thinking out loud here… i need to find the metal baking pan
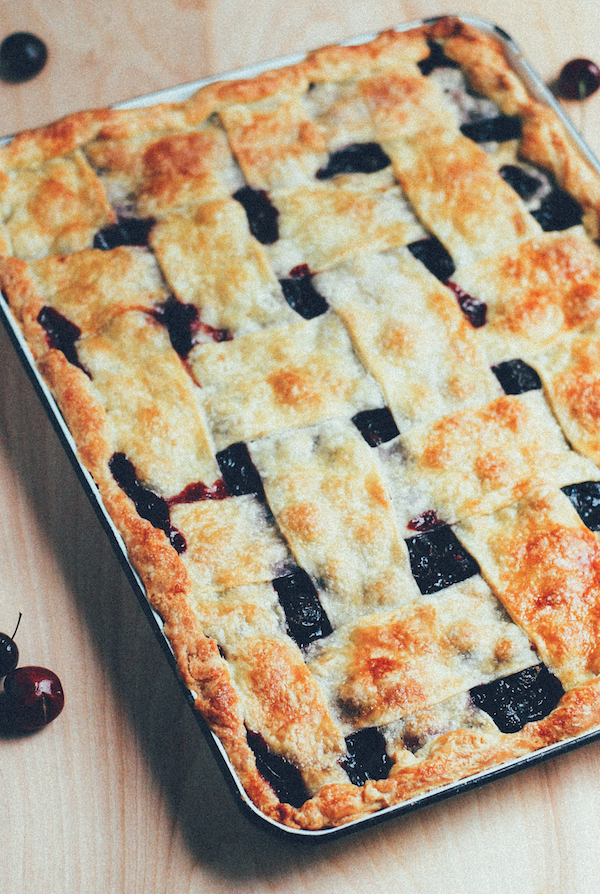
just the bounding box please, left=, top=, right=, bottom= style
left=3, top=13, right=600, bottom=840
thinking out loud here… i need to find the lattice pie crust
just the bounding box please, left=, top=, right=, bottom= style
left=3, top=18, right=600, bottom=830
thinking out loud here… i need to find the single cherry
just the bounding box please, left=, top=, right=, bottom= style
left=3, top=666, right=64, bottom=730
left=0, top=613, right=21, bottom=677
left=557, top=58, right=600, bottom=100
left=0, top=32, right=48, bottom=83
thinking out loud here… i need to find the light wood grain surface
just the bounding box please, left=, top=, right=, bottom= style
left=3, top=2, right=600, bottom=892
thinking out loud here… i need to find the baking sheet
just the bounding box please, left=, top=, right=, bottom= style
left=2, top=13, right=600, bottom=840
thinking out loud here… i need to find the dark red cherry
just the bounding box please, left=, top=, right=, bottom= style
left=4, top=666, right=64, bottom=730
left=557, top=58, right=600, bottom=99
left=0, top=32, right=48, bottom=83
left=0, top=634, right=19, bottom=676
left=0, top=613, right=21, bottom=677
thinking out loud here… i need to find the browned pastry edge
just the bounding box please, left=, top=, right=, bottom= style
left=0, top=257, right=55, bottom=359
left=3, top=16, right=599, bottom=238
left=0, top=252, right=286, bottom=820
left=0, top=28, right=429, bottom=170
left=4, top=18, right=600, bottom=832
left=276, top=678, right=600, bottom=829
left=3, top=17, right=599, bottom=241
left=430, top=17, right=600, bottom=239
left=32, top=343, right=283, bottom=820
left=2, top=263, right=600, bottom=830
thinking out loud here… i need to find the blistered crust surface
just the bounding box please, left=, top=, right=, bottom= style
left=535, top=321, right=600, bottom=466
left=84, top=123, right=242, bottom=216
left=268, top=181, right=424, bottom=275
left=315, top=249, right=502, bottom=428
left=0, top=152, right=116, bottom=260
left=307, top=576, right=537, bottom=731
left=189, top=313, right=383, bottom=449
left=249, top=419, right=420, bottom=626
left=171, top=496, right=291, bottom=592
left=452, top=228, right=600, bottom=363
left=150, top=199, right=296, bottom=334
left=28, top=247, right=168, bottom=335
left=3, top=17, right=600, bottom=833
left=77, top=311, right=220, bottom=497
left=456, top=489, right=600, bottom=690
left=380, top=391, right=600, bottom=529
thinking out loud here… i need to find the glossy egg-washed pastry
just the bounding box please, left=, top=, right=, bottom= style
left=3, top=17, right=600, bottom=831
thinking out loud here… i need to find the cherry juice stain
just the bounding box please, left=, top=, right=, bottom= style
left=154, top=296, right=231, bottom=357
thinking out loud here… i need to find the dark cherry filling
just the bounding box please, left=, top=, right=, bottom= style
left=37, top=306, right=89, bottom=374
left=279, top=272, right=329, bottom=319
left=216, top=442, right=265, bottom=500
left=407, top=236, right=455, bottom=282
left=232, top=186, right=279, bottom=244
left=341, top=728, right=393, bottom=786
left=109, top=453, right=186, bottom=552
left=155, top=296, right=197, bottom=357
left=460, top=115, right=522, bottom=144
left=446, top=282, right=487, bottom=328
left=351, top=407, right=400, bottom=446
left=407, top=509, right=446, bottom=533
left=109, top=455, right=227, bottom=551
left=272, top=568, right=333, bottom=650
left=531, top=188, right=583, bottom=231
left=418, top=40, right=461, bottom=76
left=499, top=164, right=545, bottom=201
left=246, top=730, right=309, bottom=807
left=406, top=526, right=480, bottom=595
left=315, top=142, right=391, bottom=179
left=154, top=296, right=231, bottom=358
left=562, top=481, right=600, bottom=530
left=492, top=359, right=542, bottom=395
left=470, top=664, right=564, bottom=733
left=93, top=217, right=155, bottom=250
left=400, top=731, right=424, bottom=754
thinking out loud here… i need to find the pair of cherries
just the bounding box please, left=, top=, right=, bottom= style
left=0, top=615, right=64, bottom=731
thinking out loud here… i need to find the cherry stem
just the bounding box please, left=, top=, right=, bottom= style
left=11, top=612, right=22, bottom=640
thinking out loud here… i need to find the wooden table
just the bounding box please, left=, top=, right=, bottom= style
left=3, top=2, right=600, bottom=891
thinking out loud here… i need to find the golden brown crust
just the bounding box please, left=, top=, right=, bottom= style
left=307, top=576, right=536, bottom=730
left=34, top=343, right=280, bottom=816
left=519, top=106, right=600, bottom=239
left=0, top=109, right=117, bottom=171
left=300, top=28, right=431, bottom=84
left=315, top=250, right=502, bottom=428
left=534, top=322, right=600, bottom=466
left=189, top=314, right=383, bottom=450
left=0, top=152, right=116, bottom=260
left=277, top=676, right=600, bottom=829
left=382, top=391, right=600, bottom=530
left=385, top=134, right=541, bottom=268
left=4, top=16, right=600, bottom=833
left=452, top=228, right=600, bottom=362
left=430, top=17, right=600, bottom=240
left=150, top=200, right=296, bottom=333
left=429, top=17, right=533, bottom=115
left=456, top=490, right=600, bottom=688
left=249, top=419, right=420, bottom=627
